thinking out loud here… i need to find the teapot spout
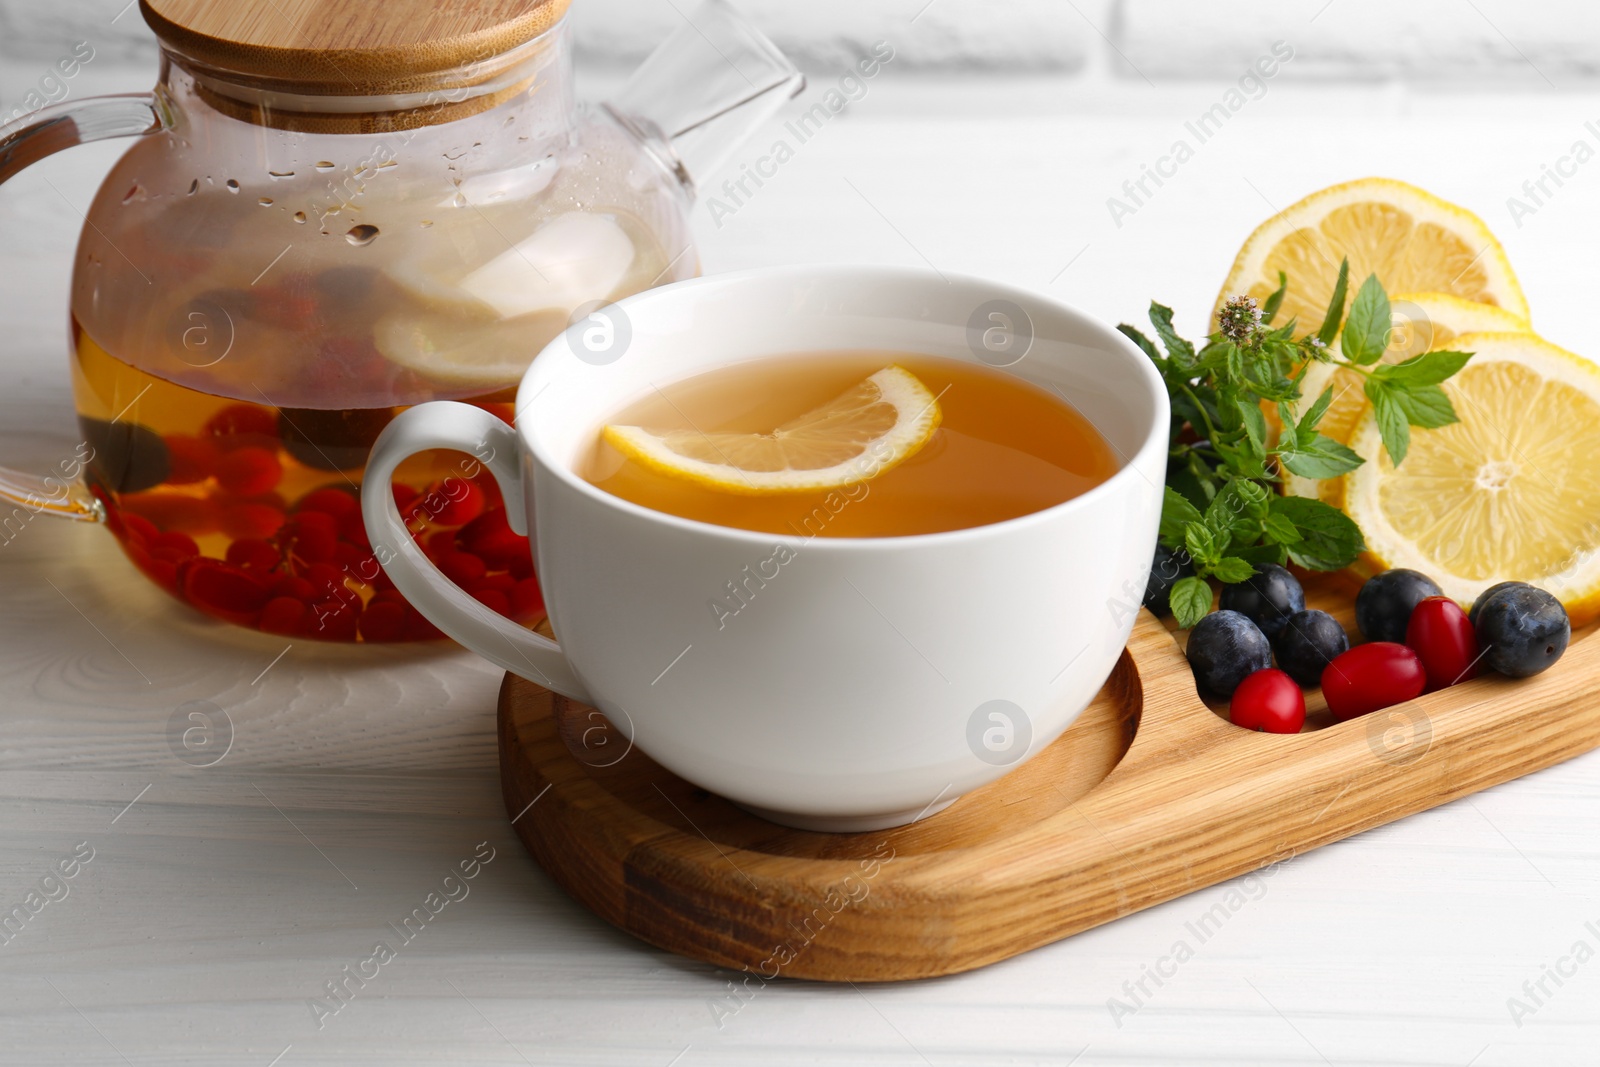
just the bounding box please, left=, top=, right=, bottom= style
left=604, top=0, right=803, bottom=198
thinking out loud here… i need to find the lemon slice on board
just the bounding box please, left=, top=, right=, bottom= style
left=603, top=366, right=943, bottom=494
left=1216, top=178, right=1530, bottom=333
left=1282, top=292, right=1533, bottom=503
left=1341, top=332, right=1600, bottom=625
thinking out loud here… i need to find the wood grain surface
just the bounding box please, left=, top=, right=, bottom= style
left=498, top=577, right=1600, bottom=981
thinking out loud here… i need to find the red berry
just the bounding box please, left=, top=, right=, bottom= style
left=307, top=598, right=360, bottom=641
left=339, top=512, right=371, bottom=550
left=510, top=576, right=544, bottom=620
left=470, top=573, right=515, bottom=594
left=1321, top=642, right=1427, bottom=722
left=179, top=558, right=273, bottom=621
left=220, top=501, right=286, bottom=541
left=507, top=550, right=534, bottom=580
left=426, top=530, right=458, bottom=557
left=458, top=508, right=527, bottom=570
left=401, top=606, right=445, bottom=641
left=204, top=404, right=278, bottom=448
left=149, top=530, right=200, bottom=561
left=215, top=447, right=282, bottom=496
left=438, top=549, right=487, bottom=586
left=358, top=601, right=407, bottom=642
left=279, top=517, right=337, bottom=564
left=259, top=596, right=307, bottom=635
left=471, top=588, right=510, bottom=616
left=164, top=435, right=217, bottom=484
left=118, top=511, right=160, bottom=546
left=297, top=487, right=361, bottom=521
left=122, top=492, right=219, bottom=535
left=1229, top=669, right=1305, bottom=733
left=302, top=562, right=350, bottom=598
left=227, top=538, right=281, bottom=571
left=272, top=575, right=317, bottom=601
left=431, top=480, right=485, bottom=526
left=1405, top=596, right=1480, bottom=692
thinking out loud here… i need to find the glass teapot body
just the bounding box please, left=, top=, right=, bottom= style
left=0, top=0, right=801, bottom=641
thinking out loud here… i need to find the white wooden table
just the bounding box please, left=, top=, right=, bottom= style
left=3, top=60, right=1600, bottom=1066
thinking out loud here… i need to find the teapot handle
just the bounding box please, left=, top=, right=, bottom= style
left=0, top=93, right=167, bottom=522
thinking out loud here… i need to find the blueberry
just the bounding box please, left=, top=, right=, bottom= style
left=1217, top=563, right=1305, bottom=641
left=1142, top=544, right=1195, bottom=618
left=1472, top=583, right=1570, bottom=678
left=1469, top=581, right=1524, bottom=624
left=1355, top=568, right=1443, bottom=644
left=1271, top=609, right=1350, bottom=688
left=1187, top=610, right=1273, bottom=699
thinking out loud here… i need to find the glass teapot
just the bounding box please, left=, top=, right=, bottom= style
left=0, top=0, right=801, bottom=641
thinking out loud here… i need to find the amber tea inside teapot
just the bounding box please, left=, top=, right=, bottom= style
left=0, top=0, right=800, bottom=640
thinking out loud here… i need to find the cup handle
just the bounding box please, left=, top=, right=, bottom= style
left=360, top=402, right=593, bottom=703
left=0, top=94, right=167, bottom=523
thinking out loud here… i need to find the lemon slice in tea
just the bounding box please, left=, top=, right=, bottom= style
left=603, top=366, right=943, bottom=494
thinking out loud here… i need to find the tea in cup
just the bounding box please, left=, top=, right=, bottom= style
left=361, top=266, right=1168, bottom=831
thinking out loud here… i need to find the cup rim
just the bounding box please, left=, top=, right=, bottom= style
left=516, top=264, right=1169, bottom=550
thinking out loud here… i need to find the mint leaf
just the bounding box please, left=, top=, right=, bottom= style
left=1373, top=349, right=1472, bottom=387
left=1296, top=385, right=1336, bottom=441
left=1185, top=521, right=1226, bottom=566
left=1159, top=486, right=1205, bottom=545
left=1233, top=541, right=1290, bottom=566
left=1211, top=556, right=1256, bottom=583
left=1270, top=495, right=1364, bottom=570
left=1316, top=258, right=1351, bottom=346
left=1262, top=271, right=1288, bottom=325
left=1394, top=383, right=1459, bottom=429
left=1366, top=380, right=1411, bottom=466
left=1236, top=396, right=1267, bottom=454
left=1279, top=434, right=1364, bottom=479
left=1118, top=324, right=1162, bottom=363
left=1205, top=479, right=1270, bottom=543
left=1169, top=576, right=1214, bottom=630
left=1262, top=512, right=1303, bottom=545
left=1340, top=273, right=1392, bottom=365
left=1224, top=341, right=1245, bottom=383
left=1149, top=303, right=1194, bottom=364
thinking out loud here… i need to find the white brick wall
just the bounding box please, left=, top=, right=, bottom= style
left=1114, top=0, right=1600, bottom=83
left=0, top=0, right=1096, bottom=71
left=0, top=0, right=1595, bottom=79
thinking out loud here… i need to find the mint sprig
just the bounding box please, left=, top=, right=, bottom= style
left=1121, top=259, right=1474, bottom=629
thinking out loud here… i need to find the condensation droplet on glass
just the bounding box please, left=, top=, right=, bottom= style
left=419, top=219, right=433, bottom=228
left=293, top=211, right=307, bottom=224
left=258, top=197, right=274, bottom=206
left=186, top=179, right=198, bottom=196
left=226, top=179, right=240, bottom=193
left=315, top=161, right=335, bottom=170
left=378, top=159, right=398, bottom=169
left=345, top=224, right=380, bottom=246
left=268, top=170, right=295, bottom=179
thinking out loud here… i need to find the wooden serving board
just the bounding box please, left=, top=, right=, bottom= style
left=497, top=578, right=1600, bottom=982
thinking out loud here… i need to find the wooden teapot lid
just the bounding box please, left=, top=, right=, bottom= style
left=140, top=0, right=572, bottom=96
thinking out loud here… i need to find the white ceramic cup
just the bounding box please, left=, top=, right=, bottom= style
left=361, top=265, right=1168, bottom=832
